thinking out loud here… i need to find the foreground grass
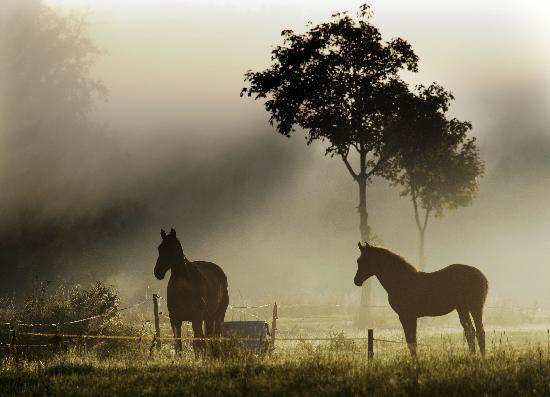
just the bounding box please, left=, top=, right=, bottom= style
left=2, top=333, right=550, bottom=397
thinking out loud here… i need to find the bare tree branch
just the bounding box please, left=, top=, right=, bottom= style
left=365, top=153, right=389, bottom=178
left=422, top=206, right=431, bottom=231
left=341, top=152, right=358, bottom=181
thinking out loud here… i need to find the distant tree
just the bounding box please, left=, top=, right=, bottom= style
left=0, top=0, right=108, bottom=292
left=241, top=4, right=418, bottom=327
left=0, top=0, right=106, bottom=140
left=389, top=84, right=484, bottom=270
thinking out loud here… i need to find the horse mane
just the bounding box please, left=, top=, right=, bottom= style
left=375, top=246, right=418, bottom=273
left=172, top=237, right=190, bottom=263
left=171, top=237, right=193, bottom=277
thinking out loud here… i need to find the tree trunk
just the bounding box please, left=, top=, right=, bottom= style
left=356, top=174, right=373, bottom=329
left=357, top=177, right=371, bottom=242
left=418, top=228, right=425, bottom=271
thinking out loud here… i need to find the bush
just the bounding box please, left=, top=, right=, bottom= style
left=0, top=281, right=141, bottom=356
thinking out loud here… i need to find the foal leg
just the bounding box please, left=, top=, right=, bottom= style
left=470, top=307, right=486, bottom=356
left=457, top=309, right=476, bottom=353
left=399, top=315, right=417, bottom=357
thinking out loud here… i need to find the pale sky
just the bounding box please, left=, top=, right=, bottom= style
left=45, top=0, right=550, bottom=134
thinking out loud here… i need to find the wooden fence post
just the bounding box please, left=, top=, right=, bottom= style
left=153, top=294, right=161, bottom=351
left=368, top=329, right=374, bottom=361
left=53, top=326, right=63, bottom=352
left=271, top=302, right=278, bottom=349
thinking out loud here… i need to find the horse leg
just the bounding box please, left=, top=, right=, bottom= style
left=204, top=320, right=214, bottom=337
left=213, top=292, right=229, bottom=336
left=171, top=318, right=183, bottom=355
left=470, top=307, right=486, bottom=356
left=220, top=288, right=229, bottom=332
left=399, top=315, right=417, bottom=357
left=458, top=309, right=476, bottom=353
left=191, top=319, right=205, bottom=358
left=214, top=311, right=225, bottom=336
left=204, top=319, right=215, bottom=356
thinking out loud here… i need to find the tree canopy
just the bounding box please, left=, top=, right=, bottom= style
left=391, top=84, right=483, bottom=218
left=241, top=5, right=418, bottom=181
left=389, top=84, right=484, bottom=267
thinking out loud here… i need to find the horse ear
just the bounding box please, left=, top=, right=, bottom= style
left=161, top=229, right=167, bottom=239
left=358, top=241, right=370, bottom=252
left=170, top=228, right=176, bottom=237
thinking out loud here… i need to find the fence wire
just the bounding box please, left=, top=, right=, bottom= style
left=0, top=297, right=491, bottom=350
left=0, top=299, right=148, bottom=329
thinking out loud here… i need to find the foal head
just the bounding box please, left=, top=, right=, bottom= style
left=354, top=242, right=417, bottom=286
left=354, top=242, right=377, bottom=286
left=154, top=228, right=184, bottom=280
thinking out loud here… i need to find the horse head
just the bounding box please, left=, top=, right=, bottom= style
left=354, top=241, right=376, bottom=286
left=154, top=228, right=184, bottom=280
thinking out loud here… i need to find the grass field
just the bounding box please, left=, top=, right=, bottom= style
left=2, top=287, right=550, bottom=396
left=2, top=322, right=550, bottom=396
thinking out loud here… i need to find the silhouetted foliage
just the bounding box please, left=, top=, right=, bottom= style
left=0, top=281, right=120, bottom=332
left=241, top=4, right=418, bottom=242
left=389, top=84, right=484, bottom=269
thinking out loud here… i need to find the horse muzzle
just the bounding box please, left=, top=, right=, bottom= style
left=354, top=273, right=371, bottom=286
left=154, top=267, right=165, bottom=280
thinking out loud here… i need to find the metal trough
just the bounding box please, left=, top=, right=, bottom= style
left=221, top=320, right=272, bottom=352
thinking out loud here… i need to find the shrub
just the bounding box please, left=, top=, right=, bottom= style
left=0, top=281, right=141, bottom=356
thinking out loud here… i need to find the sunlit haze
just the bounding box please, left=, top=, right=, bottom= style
left=3, top=0, right=550, bottom=308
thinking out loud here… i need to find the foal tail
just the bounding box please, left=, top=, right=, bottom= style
left=470, top=267, right=489, bottom=311
left=478, top=269, right=489, bottom=307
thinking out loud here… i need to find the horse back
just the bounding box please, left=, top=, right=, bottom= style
left=425, top=264, right=487, bottom=288
left=191, top=260, right=228, bottom=289
left=403, top=264, right=488, bottom=317
left=191, top=260, right=228, bottom=312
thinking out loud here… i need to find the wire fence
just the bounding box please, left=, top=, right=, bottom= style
left=0, top=299, right=148, bottom=328
left=0, top=296, right=537, bottom=359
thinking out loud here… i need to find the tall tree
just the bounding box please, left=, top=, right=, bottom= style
left=241, top=4, right=418, bottom=327
left=241, top=5, right=417, bottom=243
left=390, top=84, right=484, bottom=270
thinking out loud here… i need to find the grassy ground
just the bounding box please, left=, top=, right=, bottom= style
left=2, top=329, right=550, bottom=396
left=4, top=284, right=549, bottom=395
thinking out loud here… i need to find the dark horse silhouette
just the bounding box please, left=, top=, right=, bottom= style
left=354, top=242, right=488, bottom=357
left=154, top=228, right=229, bottom=354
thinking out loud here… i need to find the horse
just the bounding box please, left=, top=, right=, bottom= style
left=153, top=228, right=229, bottom=355
left=354, top=242, right=488, bottom=357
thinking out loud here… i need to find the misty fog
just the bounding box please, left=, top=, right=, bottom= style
left=1, top=0, right=549, bottom=311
